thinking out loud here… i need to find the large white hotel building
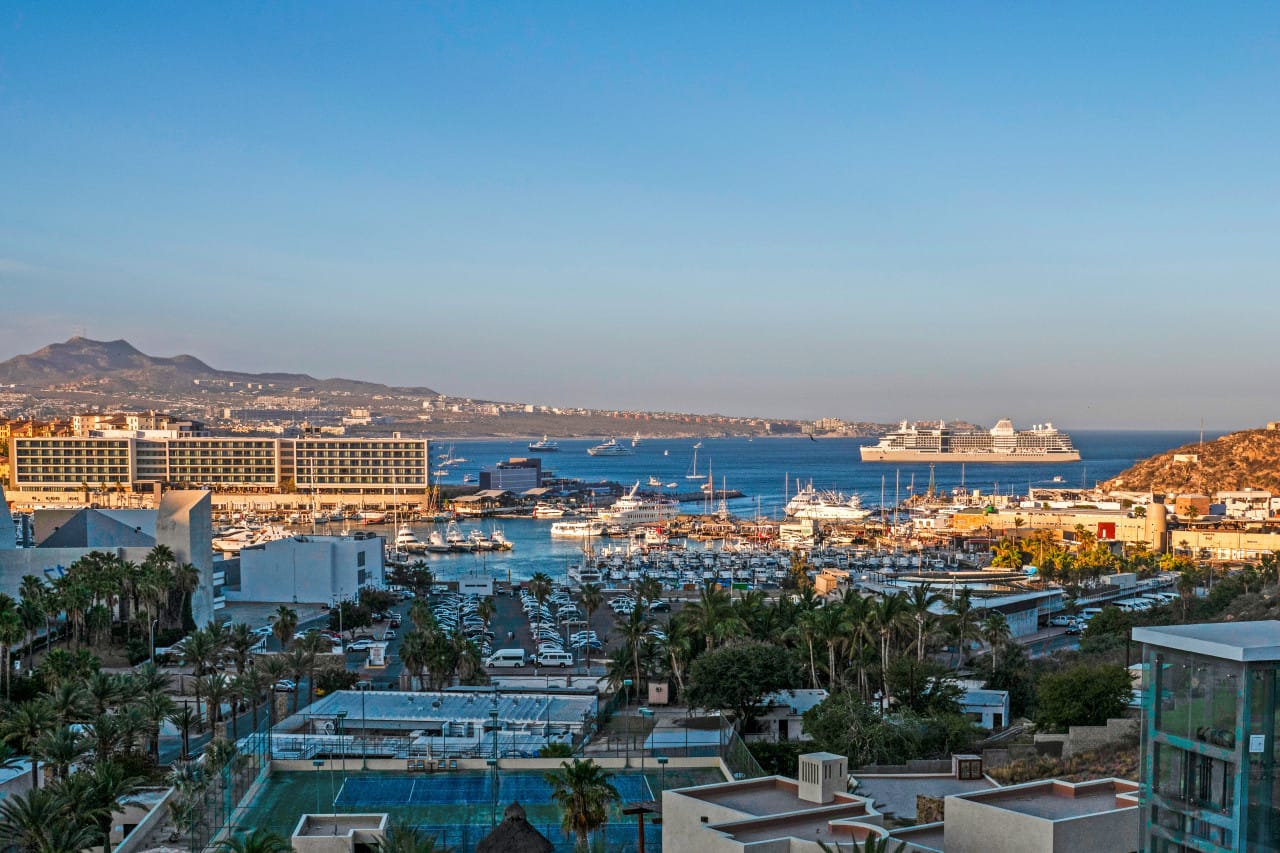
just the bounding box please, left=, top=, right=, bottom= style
left=9, top=434, right=431, bottom=494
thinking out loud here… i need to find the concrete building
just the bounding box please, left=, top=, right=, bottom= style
left=0, top=486, right=216, bottom=622
left=889, top=778, right=1140, bottom=853
left=479, top=457, right=542, bottom=492
left=749, top=689, right=829, bottom=743
left=959, top=686, right=1011, bottom=731
left=1132, top=621, right=1280, bottom=852
left=230, top=533, right=384, bottom=604
left=8, top=435, right=430, bottom=496
left=662, top=753, right=893, bottom=853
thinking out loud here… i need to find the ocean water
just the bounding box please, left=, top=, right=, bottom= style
left=402, top=431, right=1206, bottom=583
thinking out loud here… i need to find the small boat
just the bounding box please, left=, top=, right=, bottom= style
left=665, top=482, right=678, bottom=489
left=425, top=530, right=451, bottom=553
left=528, top=435, right=560, bottom=452
left=358, top=511, right=388, bottom=525
left=462, top=473, right=477, bottom=485
left=213, top=525, right=291, bottom=553
left=685, top=446, right=704, bottom=479
left=587, top=438, right=633, bottom=457
left=533, top=504, right=566, bottom=518
left=489, top=529, right=514, bottom=551
left=648, top=476, right=663, bottom=487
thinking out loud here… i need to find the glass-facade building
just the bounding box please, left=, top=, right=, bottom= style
left=1135, top=622, right=1280, bottom=852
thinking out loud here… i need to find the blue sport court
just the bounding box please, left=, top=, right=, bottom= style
left=335, top=772, right=654, bottom=807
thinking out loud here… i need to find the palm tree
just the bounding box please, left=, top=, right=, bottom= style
left=946, top=588, right=977, bottom=670
left=301, top=632, right=330, bottom=706
left=869, top=593, right=908, bottom=710
left=182, top=628, right=222, bottom=729
left=0, top=595, right=24, bottom=699
left=904, top=584, right=942, bottom=663
left=979, top=612, right=1011, bottom=681
left=528, top=572, right=553, bottom=617
left=168, top=705, right=200, bottom=759
left=618, top=606, right=653, bottom=696
left=784, top=611, right=821, bottom=690
left=46, top=681, right=91, bottom=726
left=217, top=829, right=293, bottom=853
left=544, top=758, right=620, bottom=851
left=33, top=726, right=88, bottom=782
left=0, top=787, right=98, bottom=853
left=18, top=575, right=51, bottom=660
left=227, top=623, right=258, bottom=673
left=273, top=606, right=298, bottom=651
left=683, top=584, right=744, bottom=650
left=374, top=820, right=453, bottom=853
left=580, top=583, right=603, bottom=674
left=809, top=604, right=852, bottom=689
left=139, top=689, right=176, bottom=763
left=1, top=700, right=55, bottom=788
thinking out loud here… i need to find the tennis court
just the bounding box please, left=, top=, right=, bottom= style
left=335, top=772, right=653, bottom=807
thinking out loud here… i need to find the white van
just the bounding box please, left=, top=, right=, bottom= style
left=537, top=651, right=574, bottom=668
left=486, top=648, right=527, bottom=668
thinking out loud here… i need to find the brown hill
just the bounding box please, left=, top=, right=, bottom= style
left=1104, top=427, right=1280, bottom=494
left=0, top=337, right=438, bottom=396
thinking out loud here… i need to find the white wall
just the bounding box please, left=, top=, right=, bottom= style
left=235, top=536, right=383, bottom=604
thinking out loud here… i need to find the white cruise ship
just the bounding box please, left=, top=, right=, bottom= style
left=784, top=485, right=873, bottom=521
left=598, top=482, right=672, bottom=526
left=860, top=419, right=1080, bottom=463
left=587, top=438, right=634, bottom=457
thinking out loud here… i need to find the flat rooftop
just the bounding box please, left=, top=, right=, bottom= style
left=853, top=775, right=995, bottom=819
left=1133, top=621, right=1280, bottom=662
left=962, top=779, right=1139, bottom=821
left=294, top=814, right=386, bottom=837
left=715, top=805, right=879, bottom=845
left=679, top=777, right=860, bottom=816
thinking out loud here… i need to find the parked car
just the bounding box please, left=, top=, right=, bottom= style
left=273, top=679, right=297, bottom=692
left=1049, top=615, right=1075, bottom=627
left=347, top=640, right=375, bottom=652
left=383, top=630, right=397, bottom=640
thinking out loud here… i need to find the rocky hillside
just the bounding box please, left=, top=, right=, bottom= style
left=1105, top=427, right=1280, bottom=494
left=0, top=337, right=437, bottom=396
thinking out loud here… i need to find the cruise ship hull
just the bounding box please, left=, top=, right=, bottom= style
left=859, top=448, right=1080, bottom=463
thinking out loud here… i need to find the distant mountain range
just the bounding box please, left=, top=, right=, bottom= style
left=1105, top=426, right=1280, bottom=494
left=0, top=337, right=439, bottom=397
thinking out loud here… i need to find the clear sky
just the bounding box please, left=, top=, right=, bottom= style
left=1, top=3, right=1277, bottom=429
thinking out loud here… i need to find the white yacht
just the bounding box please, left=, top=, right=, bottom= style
left=213, top=525, right=292, bottom=553
left=785, top=485, right=873, bottom=521
left=425, top=530, right=451, bottom=553
left=587, top=438, right=633, bottom=457
left=598, top=482, right=672, bottom=526
left=551, top=520, right=605, bottom=538
left=395, top=525, right=427, bottom=553
left=533, top=504, right=567, bottom=518
left=528, top=435, right=560, bottom=452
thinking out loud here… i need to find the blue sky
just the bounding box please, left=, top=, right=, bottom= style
left=1, top=3, right=1277, bottom=429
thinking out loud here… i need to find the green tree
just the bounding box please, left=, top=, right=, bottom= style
left=1035, top=664, right=1133, bottom=732
left=216, top=829, right=294, bottom=853
left=272, top=606, right=298, bottom=651
left=686, top=641, right=801, bottom=729
left=373, top=821, right=453, bottom=853
left=803, top=690, right=917, bottom=768
left=884, top=656, right=964, bottom=716
left=978, top=612, right=1011, bottom=680
left=2, top=700, right=55, bottom=789
left=544, top=758, right=620, bottom=852
left=580, top=583, right=603, bottom=675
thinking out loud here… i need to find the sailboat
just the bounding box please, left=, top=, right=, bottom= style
left=685, top=445, right=703, bottom=479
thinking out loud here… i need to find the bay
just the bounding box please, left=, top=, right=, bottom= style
left=402, top=431, right=1207, bottom=583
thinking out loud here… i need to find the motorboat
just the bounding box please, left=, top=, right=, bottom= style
left=533, top=504, right=566, bottom=518
left=395, top=525, right=427, bottom=553
left=212, top=525, right=291, bottom=553
left=551, top=520, right=605, bottom=538
left=784, top=484, right=873, bottom=521
left=358, top=511, right=388, bottom=525
left=489, top=529, right=513, bottom=551
left=587, top=438, right=633, bottom=457
left=528, top=435, right=560, bottom=452
left=425, top=530, right=451, bottom=553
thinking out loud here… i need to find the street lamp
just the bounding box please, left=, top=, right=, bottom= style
left=360, top=688, right=368, bottom=771
left=150, top=618, right=160, bottom=663
left=622, top=679, right=634, bottom=767
left=311, top=758, right=324, bottom=818
left=638, top=707, right=654, bottom=772
left=489, top=689, right=501, bottom=827
left=336, top=711, right=347, bottom=774
left=656, top=756, right=668, bottom=794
